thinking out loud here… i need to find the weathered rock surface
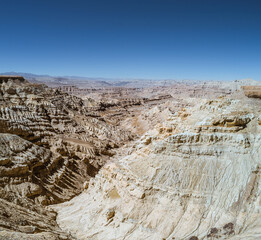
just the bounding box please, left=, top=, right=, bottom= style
left=54, top=97, right=261, bottom=240
left=242, top=86, right=261, bottom=98
left=1, top=75, right=261, bottom=239
left=0, top=76, right=132, bottom=239
left=0, top=75, right=26, bottom=83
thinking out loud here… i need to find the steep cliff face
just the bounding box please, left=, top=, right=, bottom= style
left=0, top=77, right=132, bottom=239
left=55, top=97, right=261, bottom=240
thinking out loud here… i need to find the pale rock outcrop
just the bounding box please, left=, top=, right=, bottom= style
left=55, top=97, right=261, bottom=240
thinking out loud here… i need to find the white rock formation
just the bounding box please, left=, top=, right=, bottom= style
left=54, top=97, right=261, bottom=240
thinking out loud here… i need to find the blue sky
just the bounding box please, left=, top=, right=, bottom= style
left=0, top=0, right=260, bottom=80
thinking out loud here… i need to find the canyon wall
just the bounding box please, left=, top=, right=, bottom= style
left=1, top=76, right=261, bottom=240
left=55, top=97, right=261, bottom=240
left=0, top=77, right=132, bottom=239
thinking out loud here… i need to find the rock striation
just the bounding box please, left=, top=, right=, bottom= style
left=0, top=76, right=132, bottom=239
left=55, top=97, right=261, bottom=240
left=0, top=75, right=26, bottom=83
left=1, top=75, right=261, bottom=239
left=242, top=86, right=261, bottom=98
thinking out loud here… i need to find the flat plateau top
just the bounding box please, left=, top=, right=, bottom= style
left=242, top=85, right=261, bottom=90
left=0, top=76, right=25, bottom=83
left=0, top=75, right=24, bottom=78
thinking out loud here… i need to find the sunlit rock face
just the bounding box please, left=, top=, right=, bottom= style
left=0, top=77, right=132, bottom=203
left=242, top=86, right=261, bottom=98
left=1, top=76, right=261, bottom=240
left=0, top=77, right=132, bottom=239
left=55, top=98, right=261, bottom=240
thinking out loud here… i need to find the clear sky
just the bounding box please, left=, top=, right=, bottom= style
left=0, top=0, right=260, bottom=80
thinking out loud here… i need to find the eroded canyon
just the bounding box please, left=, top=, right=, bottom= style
left=0, top=76, right=261, bottom=240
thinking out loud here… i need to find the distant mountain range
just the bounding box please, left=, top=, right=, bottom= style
left=0, top=72, right=182, bottom=88
left=0, top=72, right=52, bottom=78
left=0, top=72, right=166, bottom=82
left=1, top=72, right=260, bottom=89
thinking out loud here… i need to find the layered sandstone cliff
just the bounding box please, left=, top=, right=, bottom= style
left=242, top=86, right=261, bottom=98
left=55, top=97, right=261, bottom=240
left=1, top=75, right=261, bottom=240
left=0, top=77, right=132, bottom=239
